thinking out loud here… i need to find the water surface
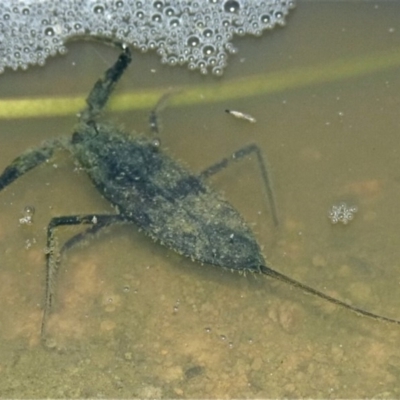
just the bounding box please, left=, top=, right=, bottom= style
left=1, top=1, right=400, bottom=397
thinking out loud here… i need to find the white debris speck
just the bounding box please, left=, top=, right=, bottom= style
left=19, top=205, right=35, bottom=225
left=225, top=109, right=256, bottom=123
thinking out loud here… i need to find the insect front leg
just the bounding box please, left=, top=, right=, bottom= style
left=79, top=45, right=132, bottom=123
left=198, top=143, right=279, bottom=227
left=0, top=139, right=63, bottom=191
left=42, top=213, right=126, bottom=337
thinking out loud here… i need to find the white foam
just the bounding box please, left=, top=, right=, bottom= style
left=0, top=0, right=295, bottom=75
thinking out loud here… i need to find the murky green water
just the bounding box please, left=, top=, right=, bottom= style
left=1, top=1, right=400, bottom=398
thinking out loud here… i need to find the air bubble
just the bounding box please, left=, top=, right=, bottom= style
left=225, top=42, right=237, bottom=54
left=167, top=56, right=177, bottom=65
left=261, top=14, right=271, bottom=24
left=165, top=7, right=175, bottom=16
left=152, top=14, right=162, bottom=23
left=212, top=66, right=223, bottom=76
left=153, top=1, right=163, bottom=9
left=187, top=35, right=200, bottom=47
left=328, top=202, right=358, bottom=225
left=44, top=27, right=54, bottom=36
left=93, top=5, right=105, bottom=14
left=152, top=138, right=161, bottom=148
left=224, top=0, right=240, bottom=13
left=169, top=18, right=180, bottom=27
left=203, top=45, right=215, bottom=55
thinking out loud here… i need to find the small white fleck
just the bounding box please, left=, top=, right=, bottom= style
left=225, top=109, right=256, bottom=123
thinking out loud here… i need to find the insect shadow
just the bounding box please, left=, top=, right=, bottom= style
left=0, top=45, right=399, bottom=339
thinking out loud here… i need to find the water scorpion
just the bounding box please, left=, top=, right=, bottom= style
left=0, top=45, right=399, bottom=338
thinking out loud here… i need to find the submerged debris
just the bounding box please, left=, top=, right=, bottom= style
left=328, top=202, right=358, bottom=225
left=225, top=109, right=257, bottom=123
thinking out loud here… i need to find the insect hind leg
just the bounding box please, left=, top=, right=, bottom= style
left=199, top=143, right=279, bottom=227
left=42, top=213, right=126, bottom=337
left=60, top=218, right=111, bottom=255
left=80, top=45, right=132, bottom=123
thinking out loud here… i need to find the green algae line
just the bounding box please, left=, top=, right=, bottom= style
left=1, top=47, right=400, bottom=120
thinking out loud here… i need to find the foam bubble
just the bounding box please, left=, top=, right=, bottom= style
left=0, top=0, right=295, bottom=75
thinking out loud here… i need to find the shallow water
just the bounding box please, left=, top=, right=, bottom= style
left=1, top=1, right=400, bottom=398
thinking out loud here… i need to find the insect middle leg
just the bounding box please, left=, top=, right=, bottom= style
left=198, top=143, right=279, bottom=227
left=42, top=213, right=127, bottom=336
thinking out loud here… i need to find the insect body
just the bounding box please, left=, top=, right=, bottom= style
left=71, top=125, right=264, bottom=270
left=0, top=46, right=399, bottom=337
